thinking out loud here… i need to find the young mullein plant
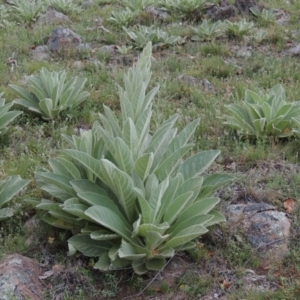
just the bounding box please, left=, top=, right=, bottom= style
left=158, top=0, right=207, bottom=19
left=0, top=4, right=14, bottom=28
left=123, top=0, right=157, bottom=12
left=116, top=45, right=133, bottom=55
left=0, top=175, right=30, bottom=221
left=45, top=0, right=82, bottom=14
left=224, top=84, right=300, bottom=138
left=107, top=8, right=138, bottom=27
left=7, top=0, right=45, bottom=23
left=191, top=19, right=225, bottom=41
left=225, top=19, right=254, bottom=39
left=9, top=68, right=89, bottom=120
left=123, top=25, right=183, bottom=49
left=29, top=42, right=231, bottom=274
left=250, top=7, right=276, bottom=26
left=251, top=28, right=267, bottom=43
left=0, top=93, right=23, bottom=136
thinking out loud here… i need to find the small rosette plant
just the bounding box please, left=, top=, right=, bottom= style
left=28, top=42, right=231, bottom=274
left=123, top=25, right=183, bottom=49
left=10, top=68, right=89, bottom=120
left=224, top=84, right=300, bottom=138
left=158, top=0, right=207, bottom=19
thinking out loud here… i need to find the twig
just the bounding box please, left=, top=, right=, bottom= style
left=7, top=56, right=17, bottom=72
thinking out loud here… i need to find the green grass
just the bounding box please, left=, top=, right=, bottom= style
left=1, top=0, right=300, bottom=298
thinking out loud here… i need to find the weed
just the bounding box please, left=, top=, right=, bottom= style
left=199, top=42, right=230, bottom=57
left=202, top=56, right=234, bottom=78
left=101, top=272, right=120, bottom=298
left=177, top=269, right=213, bottom=298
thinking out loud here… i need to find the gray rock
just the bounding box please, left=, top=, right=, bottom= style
left=285, top=44, right=300, bottom=56
left=149, top=257, right=189, bottom=291
left=36, top=8, right=71, bottom=25
left=72, top=58, right=103, bottom=71
left=47, top=27, right=82, bottom=52
left=31, top=45, right=49, bottom=60
left=82, top=0, right=94, bottom=8
left=274, top=9, right=290, bottom=25
left=76, top=42, right=91, bottom=52
left=98, top=45, right=117, bottom=55
left=177, top=75, right=214, bottom=93
left=242, top=269, right=277, bottom=292
left=0, top=254, right=43, bottom=300
left=73, top=60, right=84, bottom=70
left=235, top=0, right=257, bottom=14
left=236, top=48, right=252, bottom=58
left=226, top=203, right=290, bottom=267
left=24, top=216, right=42, bottom=246
left=205, top=5, right=237, bottom=21
left=144, top=6, right=169, bottom=21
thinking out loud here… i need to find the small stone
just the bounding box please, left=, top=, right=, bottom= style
left=76, top=43, right=91, bottom=52
left=242, top=269, right=277, bottom=292
left=177, top=75, right=214, bottom=93
left=285, top=44, right=300, bottom=56
left=24, top=216, right=42, bottom=246
left=144, top=6, right=169, bottom=21
left=274, top=9, right=290, bottom=25
left=24, top=216, right=41, bottom=232
left=98, top=45, right=117, bottom=55
left=205, top=5, right=237, bottom=21
left=31, top=45, right=49, bottom=61
left=236, top=49, right=252, bottom=58
left=82, top=0, right=94, bottom=8
left=73, top=61, right=84, bottom=70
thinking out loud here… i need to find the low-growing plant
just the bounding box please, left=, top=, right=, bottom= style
left=225, top=19, right=254, bottom=39
left=0, top=4, right=14, bottom=28
left=7, top=0, right=45, bottom=23
left=251, top=28, right=267, bottom=43
left=203, top=56, right=234, bottom=78
left=250, top=7, right=276, bottom=26
left=123, top=25, right=183, bottom=49
left=123, top=0, right=157, bottom=12
left=116, top=45, right=133, bottom=55
left=0, top=93, right=23, bottom=136
left=223, top=84, right=300, bottom=139
left=9, top=68, right=90, bottom=120
left=158, top=0, right=208, bottom=20
left=0, top=175, right=30, bottom=221
left=46, top=0, right=82, bottom=14
left=28, top=42, right=232, bottom=274
left=107, top=8, right=138, bottom=27
left=191, top=20, right=225, bottom=41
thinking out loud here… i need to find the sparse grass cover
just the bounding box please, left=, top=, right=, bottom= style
left=1, top=0, right=300, bottom=299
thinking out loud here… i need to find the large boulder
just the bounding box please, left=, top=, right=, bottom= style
left=0, top=254, right=43, bottom=300
left=47, top=27, right=82, bottom=52
left=226, top=202, right=290, bottom=267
